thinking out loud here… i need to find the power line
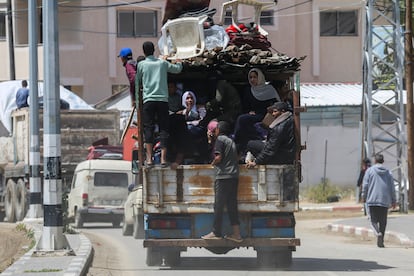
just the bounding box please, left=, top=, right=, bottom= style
left=59, top=0, right=150, bottom=9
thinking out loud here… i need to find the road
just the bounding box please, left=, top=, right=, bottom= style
left=79, top=216, right=414, bottom=276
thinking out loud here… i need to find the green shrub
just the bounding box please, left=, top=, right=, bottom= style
left=304, top=181, right=342, bottom=203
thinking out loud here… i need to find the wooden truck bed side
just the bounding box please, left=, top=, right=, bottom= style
left=143, top=164, right=299, bottom=214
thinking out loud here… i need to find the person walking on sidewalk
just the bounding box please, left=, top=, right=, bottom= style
left=362, top=153, right=396, bottom=248
left=201, top=121, right=242, bottom=242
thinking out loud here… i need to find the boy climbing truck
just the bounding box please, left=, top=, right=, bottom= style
left=131, top=50, right=304, bottom=269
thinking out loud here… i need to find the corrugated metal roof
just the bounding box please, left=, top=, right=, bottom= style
left=300, top=83, right=362, bottom=106
left=300, top=83, right=407, bottom=107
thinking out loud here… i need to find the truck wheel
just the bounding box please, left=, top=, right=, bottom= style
left=146, top=248, right=162, bottom=266
left=133, top=214, right=144, bottom=239
left=4, top=179, right=16, bottom=222
left=112, top=219, right=121, bottom=228
left=257, top=249, right=292, bottom=268
left=74, top=210, right=83, bottom=228
left=122, top=216, right=133, bottom=236
left=164, top=251, right=181, bottom=267
left=274, top=249, right=292, bottom=268
left=14, top=179, right=27, bottom=221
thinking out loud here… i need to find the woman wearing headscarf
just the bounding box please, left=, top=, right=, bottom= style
left=178, top=91, right=208, bottom=163
left=180, top=91, right=202, bottom=123
left=233, top=68, right=280, bottom=157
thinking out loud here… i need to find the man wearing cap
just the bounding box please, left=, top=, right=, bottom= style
left=245, top=101, right=295, bottom=167
left=136, top=41, right=183, bottom=167
left=118, top=47, right=137, bottom=107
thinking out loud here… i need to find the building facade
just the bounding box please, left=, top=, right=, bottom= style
left=0, top=0, right=365, bottom=104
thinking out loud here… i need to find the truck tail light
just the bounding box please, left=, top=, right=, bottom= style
left=82, top=193, right=88, bottom=207
left=149, top=219, right=177, bottom=229
left=266, top=217, right=294, bottom=228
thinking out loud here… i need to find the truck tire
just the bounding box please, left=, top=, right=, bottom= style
left=14, top=179, right=27, bottom=221
left=74, top=210, right=83, bottom=228
left=122, top=216, right=133, bottom=236
left=146, top=248, right=162, bottom=266
left=133, top=213, right=144, bottom=239
left=257, top=249, right=292, bottom=268
left=274, top=249, right=292, bottom=268
left=112, top=219, right=121, bottom=228
left=164, top=250, right=181, bottom=267
left=4, top=179, right=16, bottom=222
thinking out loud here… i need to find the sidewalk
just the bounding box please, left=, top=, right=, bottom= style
left=1, top=218, right=93, bottom=276
left=301, top=200, right=414, bottom=248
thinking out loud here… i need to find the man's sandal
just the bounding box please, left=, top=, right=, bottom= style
left=224, top=234, right=243, bottom=243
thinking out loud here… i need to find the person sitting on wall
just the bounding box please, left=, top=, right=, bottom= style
left=245, top=102, right=295, bottom=167
left=16, top=80, right=29, bottom=109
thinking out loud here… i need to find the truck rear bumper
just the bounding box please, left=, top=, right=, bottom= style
left=143, top=237, right=300, bottom=248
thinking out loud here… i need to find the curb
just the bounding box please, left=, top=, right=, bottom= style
left=63, top=234, right=94, bottom=276
left=300, top=205, right=363, bottom=212
left=327, top=223, right=414, bottom=248
left=2, top=220, right=94, bottom=276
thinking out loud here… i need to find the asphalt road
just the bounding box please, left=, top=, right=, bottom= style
left=79, top=217, right=414, bottom=276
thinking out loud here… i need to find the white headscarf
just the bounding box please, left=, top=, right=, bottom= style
left=182, top=91, right=198, bottom=113
left=248, top=68, right=281, bottom=101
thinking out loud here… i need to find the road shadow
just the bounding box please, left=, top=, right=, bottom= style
left=161, top=257, right=393, bottom=272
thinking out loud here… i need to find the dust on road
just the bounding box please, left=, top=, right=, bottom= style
left=0, top=222, right=32, bottom=273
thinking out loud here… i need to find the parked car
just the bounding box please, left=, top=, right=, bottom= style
left=67, top=159, right=133, bottom=228
left=122, top=183, right=143, bottom=238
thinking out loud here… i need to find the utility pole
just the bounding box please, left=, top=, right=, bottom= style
left=363, top=0, right=408, bottom=212
left=37, top=0, right=69, bottom=251
left=406, top=0, right=414, bottom=210
left=27, top=0, right=42, bottom=219
left=6, top=0, right=15, bottom=80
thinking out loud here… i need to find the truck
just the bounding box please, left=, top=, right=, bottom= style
left=123, top=0, right=305, bottom=268
left=0, top=108, right=120, bottom=222
left=131, top=47, right=303, bottom=268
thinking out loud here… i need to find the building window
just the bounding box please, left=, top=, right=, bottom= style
left=0, top=11, right=6, bottom=40
left=224, top=10, right=232, bottom=26
left=260, top=10, right=274, bottom=26
left=118, top=10, right=157, bottom=37
left=320, top=10, right=358, bottom=36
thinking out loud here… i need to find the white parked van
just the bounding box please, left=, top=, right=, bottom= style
left=67, top=159, right=133, bottom=228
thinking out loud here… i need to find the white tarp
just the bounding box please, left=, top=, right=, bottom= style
left=0, top=80, right=93, bottom=133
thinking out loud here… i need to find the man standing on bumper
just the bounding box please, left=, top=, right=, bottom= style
left=362, top=153, right=396, bottom=247
left=202, top=121, right=242, bottom=242
left=136, top=41, right=182, bottom=167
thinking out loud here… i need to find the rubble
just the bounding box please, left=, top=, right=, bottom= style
left=179, top=44, right=305, bottom=77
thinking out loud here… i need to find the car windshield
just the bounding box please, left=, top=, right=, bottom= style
left=94, top=172, right=128, bottom=187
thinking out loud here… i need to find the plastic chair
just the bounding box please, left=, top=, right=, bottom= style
left=161, top=15, right=208, bottom=60
left=219, top=0, right=276, bottom=36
